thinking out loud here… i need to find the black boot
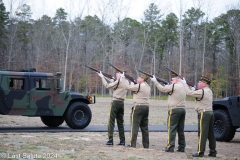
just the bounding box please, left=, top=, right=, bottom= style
left=177, top=149, right=185, bottom=152
left=162, top=148, right=174, bottom=152
left=105, top=141, right=113, bottom=145
left=117, top=142, right=125, bottom=146
left=208, top=153, right=216, bottom=157
left=192, top=153, right=204, bottom=157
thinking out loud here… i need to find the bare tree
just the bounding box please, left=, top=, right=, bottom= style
left=179, top=0, right=183, bottom=74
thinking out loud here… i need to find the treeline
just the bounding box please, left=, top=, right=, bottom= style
left=0, top=2, right=239, bottom=99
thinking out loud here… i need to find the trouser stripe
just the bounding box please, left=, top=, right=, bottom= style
left=108, top=102, right=113, bottom=138
left=130, top=105, right=136, bottom=145
left=198, top=112, right=203, bottom=155
left=167, top=109, right=172, bottom=149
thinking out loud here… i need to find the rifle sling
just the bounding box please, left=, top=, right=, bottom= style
left=168, top=84, right=174, bottom=95
left=114, top=79, right=120, bottom=90
left=134, top=84, right=141, bottom=94
left=195, top=89, right=204, bottom=101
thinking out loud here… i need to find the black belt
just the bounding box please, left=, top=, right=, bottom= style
left=115, top=98, right=124, bottom=101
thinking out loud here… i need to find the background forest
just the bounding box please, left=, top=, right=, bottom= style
left=0, top=1, right=240, bottom=99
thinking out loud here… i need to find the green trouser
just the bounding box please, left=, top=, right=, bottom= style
left=166, top=108, right=186, bottom=150
left=130, top=105, right=149, bottom=148
left=108, top=100, right=125, bottom=142
left=197, top=111, right=217, bottom=156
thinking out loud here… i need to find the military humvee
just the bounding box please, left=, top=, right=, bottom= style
left=0, top=68, right=95, bottom=129
left=212, top=96, right=240, bottom=141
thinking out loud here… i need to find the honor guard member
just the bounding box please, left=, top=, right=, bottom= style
left=151, top=74, right=186, bottom=152
left=97, top=71, right=127, bottom=146
left=121, top=73, right=151, bottom=148
left=181, top=76, right=217, bottom=157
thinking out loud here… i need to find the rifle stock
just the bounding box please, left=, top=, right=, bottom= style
left=108, top=63, right=137, bottom=84
left=164, top=66, right=196, bottom=88
left=137, top=69, right=169, bottom=85
left=85, top=65, right=115, bottom=80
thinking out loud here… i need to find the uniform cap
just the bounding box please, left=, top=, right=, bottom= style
left=171, top=72, right=178, bottom=78
left=200, top=76, right=211, bottom=84
left=139, top=74, right=148, bottom=81
left=122, top=70, right=127, bottom=73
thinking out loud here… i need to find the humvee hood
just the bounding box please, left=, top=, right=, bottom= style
left=69, top=91, right=85, bottom=97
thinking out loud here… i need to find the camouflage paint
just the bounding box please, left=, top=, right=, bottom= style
left=0, top=70, right=94, bottom=116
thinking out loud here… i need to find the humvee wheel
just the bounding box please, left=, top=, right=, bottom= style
left=213, top=109, right=236, bottom=142
left=65, top=102, right=92, bottom=129
left=41, top=116, right=65, bottom=127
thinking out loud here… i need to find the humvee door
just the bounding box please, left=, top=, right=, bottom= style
left=0, top=76, right=30, bottom=115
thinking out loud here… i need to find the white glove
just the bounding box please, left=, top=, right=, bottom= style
left=151, top=75, right=157, bottom=82
left=120, top=72, right=125, bottom=78
left=130, top=82, right=134, bottom=85
left=180, top=77, right=186, bottom=84
left=109, top=79, right=114, bottom=83
left=190, top=86, right=196, bottom=91
left=97, top=71, right=103, bottom=78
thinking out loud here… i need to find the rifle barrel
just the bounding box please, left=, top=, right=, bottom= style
left=85, top=65, right=99, bottom=73
left=137, top=70, right=153, bottom=78
left=85, top=65, right=115, bottom=80
left=108, top=63, right=137, bottom=84
left=164, top=66, right=196, bottom=88
left=137, top=69, right=169, bottom=85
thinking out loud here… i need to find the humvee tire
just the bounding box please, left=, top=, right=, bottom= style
left=41, top=116, right=65, bottom=127
left=64, top=102, right=92, bottom=129
left=213, top=109, right=236, bottom=142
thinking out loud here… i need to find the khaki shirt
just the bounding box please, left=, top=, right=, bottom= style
left=101, top=77, right=127, bottom=100
left=121, top=77, right=150, bottom=105
left=154, top=81, right=186, bottom=110
left=183, top=84, right=213, bottom=112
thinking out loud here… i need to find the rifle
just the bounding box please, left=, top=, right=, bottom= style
left=108, top=63, right=137, bottom=84
left=164, top=66, right=196, bottom=88
left=137, top=69, right=169, bottom=85
left=84, top=65, right=115, bottom=81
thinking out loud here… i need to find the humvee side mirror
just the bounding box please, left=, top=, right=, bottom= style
left=56, top=72, right=62, bottom=91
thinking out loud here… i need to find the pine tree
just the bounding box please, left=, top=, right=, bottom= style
left=0, top=1, right=9, bottom=68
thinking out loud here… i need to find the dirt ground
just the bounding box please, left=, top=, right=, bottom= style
left=0, top=97, right=240, bottom=160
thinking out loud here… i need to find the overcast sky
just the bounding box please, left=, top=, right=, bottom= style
left=3, top=0, right=240, bottom=23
